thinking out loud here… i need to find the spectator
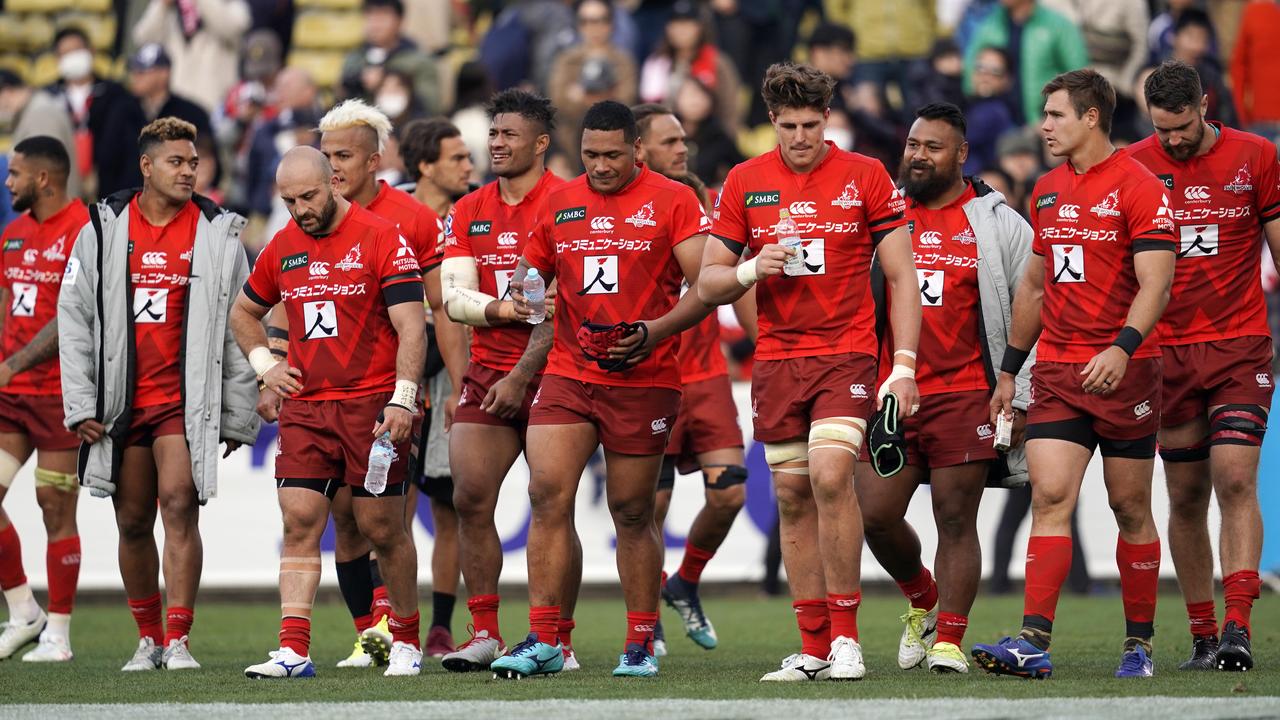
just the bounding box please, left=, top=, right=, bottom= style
left=549, top=0, right=638, bottom=169
left=994, top=127, right=1043, bottom=218
left=243, top=67, right=320, bottom=220
left=806, top=22, right=901, bottom=172
left=672, top=76, right=742, bottom=187
left=712, top=0, right=805, bottom=127
left=1149, top=0, right=1218, bottom=65
left=128, top=45, right=216, bottom=150
left=133, top=0, right=252, bottom=114
left=1169, top=9, right=1236, bottom=127
left=0, top=70, right=82, bottom=200
left=1127, top=65, right=1158, bottom=141
left=910, top=39, right=966, bottom=111
left=450, top=61, right=493, bottom=181
left=479, top=0, right=574, bottom=92
left=963, top=46, right=1018, bottom=175
left=1042, top=0, right=1149, bottom=103
left=827, top=0, right=938, bottom=118
left=375, top=70, right=428, bottom=128
left=244, top=0, right=294, bottom=57
left=640, top=0, right=742, bottom=136
left=341, top=0, right=441, bottom=116
left=47, top=26, right=146, bottom=197
left=1231, top=0, right=1280, bottom=137
left=964, top=0, right=1089, bottom=127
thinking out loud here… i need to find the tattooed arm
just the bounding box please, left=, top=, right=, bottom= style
left=479, top=320, right=553, bottom=419
left=0, top=318, right=59, bottom=388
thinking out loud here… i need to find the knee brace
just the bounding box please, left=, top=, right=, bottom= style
left=702, top=464, right=748, bottom=489
left=1158, top=441, right=1210, bottom=463
left=34, top=467, right=79, bottom=493
left=808, top=417, right=866, bottom=457
left=657, top=457, right=676, bottom=491
left=0, top=450, right=20, bottom=489
left=1210, top=404, right=1268, bottom=447
left=1098, top=434, right=1158, bottom=459
left=764, top=441, right=809, bottom=476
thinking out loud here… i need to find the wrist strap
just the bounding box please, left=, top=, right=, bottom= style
left=1000, top=345, right=1031, bottom=375
left=391, top=379, right=418, bottom=409
left=1112, top=326, right=1143, bottom=357
left=248, top=346, right=279, bottom=379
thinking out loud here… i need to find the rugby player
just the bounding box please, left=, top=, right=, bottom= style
left=972, top=69, right=1177, bottom=679
left=57, top=117, right=260, bottom=671
left=0, top=136, right=87, bottom=662
left=856, top=103, right=1034, bottom=674
left=439, top=90, right=585, bottom=672
left=489, top=100, right=712, bottom=679
left=699, top=63, right=921, bottom=682
left=1129, top=60, right=1280, bottom=671
left=234, top=146, right=427, bottom=678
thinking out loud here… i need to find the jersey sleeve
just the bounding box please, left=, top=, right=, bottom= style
left=709, top=166, right=749, bottom=255
left=1125, top=173, right=1177, bottom=253
left=442, top=198, right=473, bottom=260
left=377, top=227, right=424, bottom=306
left=1256, top=142, right=1280, bottom=224
left=669, top=184, right=712, bottom=247
left=244, top=234, right=282, bottom=307
left=1030, top=183, right=1048, bottom=256
left=861, top=162, right=908, bottom=244
left=415, top=204, right=444, bottom=270
left=523, top=213, right=556, bottom=278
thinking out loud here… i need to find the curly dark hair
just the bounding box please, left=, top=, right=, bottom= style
left=486, top=88, right=556, bottom=136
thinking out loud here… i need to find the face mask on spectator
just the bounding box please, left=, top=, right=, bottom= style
left=376, top=92, right=409, bottom=118
left=58, top=49, right=94, bottom=81
left=825, top=127, right=853, bottom=151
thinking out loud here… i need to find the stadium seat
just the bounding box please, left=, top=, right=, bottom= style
left=0, top=55, right=32, bottom=83
left=292, top=11, right=364, bottom=50
left=294, top=0, right=359, bottom=11
left=285, top=50, right=346, bottom=88
left=58, top=13, right=117, bottom=51
left=29, top=52, right=59, bottom=87
left=5, top=0, right=74, bottom=14
left=18, top=15, right=56, bottom=53
left=73, top=0, right=112, bottom=13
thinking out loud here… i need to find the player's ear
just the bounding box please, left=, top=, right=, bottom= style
left=535, top=133, right=551, bottom=156
left=957, top=140, right=969, bottom=165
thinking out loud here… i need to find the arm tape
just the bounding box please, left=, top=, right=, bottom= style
left=441, top=256, right=498, bottom=326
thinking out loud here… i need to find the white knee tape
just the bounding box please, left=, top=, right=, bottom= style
left=808, top=417, right=867, bottom=456
left=764, top=441, right=809, bottom=475
left=0, top=450, right=20, bottom=488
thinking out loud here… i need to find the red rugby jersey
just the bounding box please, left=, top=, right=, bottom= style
left=1127, top=124, right=1280, bottom=345
left=245, top=203, right=423, bottom=400
left=523, top=164, right=710, bottom=390
left=129, top=196, right=198, bottom=408
left=444, top=170, right=565, bottom=372
left=365, top=180, right=444, bottom=270
left=1029, top=151, right=1176, bottom=363
left=881, top=183, right=988, bottom=396
left=0, top=199, right=88, bottom=395
left=711, top=142, right=907, bottom=361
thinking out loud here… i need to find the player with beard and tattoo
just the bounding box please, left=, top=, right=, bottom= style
left=854, top=103, right=1034, bottom=674
left=0, top=136, right=87, bottom=663
left=1127, top=61, right=1280, bottom=672
left=234, top=146, right=428, bottom=679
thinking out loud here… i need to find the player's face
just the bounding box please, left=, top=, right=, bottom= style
left=321, top=127, right=379, bottom=201
left=1040, top=89, right=1092, bottom=158
left=5, top=152, right=40, bottom=213
left=581, top=128, right=638, bottom=194
left=1149, top=98, right=1207, bottom=162
left=141, top=139, right=197, bottom=205
left=490, top=112, right=543, bottom=179
left=771, top=106, right=829, bottom=171
left=281, top=176, right=339, bottom=236
left=428, top=135, right=474, bottom=195
left=638, top=113, right=688, bottom=178
left=899, top=118, right=966, bottom=203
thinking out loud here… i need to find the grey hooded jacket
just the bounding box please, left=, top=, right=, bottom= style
left=874, top=178, right=1036, bottom=486
left=57, top=189, right=260, bottom=502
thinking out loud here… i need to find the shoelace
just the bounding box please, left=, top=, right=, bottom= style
left=623, top=646, right=650, bottom=665
left=899, top=610, right=925, bottom=647
left=777, top=653, right=802, bottom=670
left=507, top=637, right=541, bottom=657
left=1118, top=649, right=1147, bottom=674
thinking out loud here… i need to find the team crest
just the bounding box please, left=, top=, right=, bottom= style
left=335, top=243, right=364, bottom=271
left=831, top=179, right=862, bottom=209
left=1090, top=190, right=1121, bottom=218
left=1224, top=163, right=1253, bottom=194
left=625, top=201, right=657, bottom=228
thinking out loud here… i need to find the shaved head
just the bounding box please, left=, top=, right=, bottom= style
left=277, top=146, right=344, bottom=236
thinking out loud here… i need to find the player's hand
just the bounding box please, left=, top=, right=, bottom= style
left=990, top=373, right=1016, bottom=425
left=0, top=361, right=13, bottom=389
left=221, top=439, right=242, bottom=458
left=262, top=362, right=303, bottom=398
left=510, top=279, right=532, bottom=320
left=1080, top=346, right=1129, bottom=395
left=1011, top=408, right=1027, bottom=448
left=755, top=243, right=795, bottom=279
left=881, top=377, right=920, bottom=420
left=482, top=373, right=528, bottom=419
left=373, top=404, right=414, bottom=444
left=443, top=389, right=460, bottom=431
left=256, top=386, right=282, bottom=422
left=545, top=285, right=557, bottom=319
left=75, top=419, right=105, bottom=444
left=608, top=321, right=658, bottom=367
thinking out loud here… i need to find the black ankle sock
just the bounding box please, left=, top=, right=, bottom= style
left=431, top=591, right=456, bottom=630
left=335, top=552, right=374, bottom=621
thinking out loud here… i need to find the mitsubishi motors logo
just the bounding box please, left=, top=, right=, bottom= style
left=396, top=235, right=414, bottom=257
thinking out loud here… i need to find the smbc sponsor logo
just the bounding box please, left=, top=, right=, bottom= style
left=744, top=191, right=781, bottom=208
left=555, top=206, right=587, bottom=224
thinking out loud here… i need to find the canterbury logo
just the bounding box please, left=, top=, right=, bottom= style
left=832, top=598, right=859, bottom=607
left=788, top=200, right=816, bottom=216
left=309, top=261, right=330, bottom=277
left=1184, top=186, right=1211, bottom=201
left=1130, top=560, right=1159, bottom=570
left=497, top=231, right=519, bottom=246
left=141, top=251, right=167, bottom=267
left=919, top=231, right=942, bottom=246
left=651, top=418, right=668, bottom=434
left=1058, top=204, right=1080, bottom=219
left=632, top=624, right=655, bottom=633
left=1257, top=373, right=1272, bottom=388
left=591, top=216, right=614, bottom=231
left=1134, top=401, right=1152, bottom=417
left=850, top=384, right=868, bottom=398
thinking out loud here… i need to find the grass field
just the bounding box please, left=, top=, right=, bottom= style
left=2, top=591, right=1278, bottom=706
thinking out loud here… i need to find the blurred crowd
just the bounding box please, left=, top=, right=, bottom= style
left=2, top=0, right=1279, bottom=351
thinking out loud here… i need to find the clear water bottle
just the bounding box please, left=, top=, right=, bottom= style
left=364, top=432, right=397, bottom=495
left=777, top=209, right=804, bottom=276
left=523, top=268, right=546, bottom=325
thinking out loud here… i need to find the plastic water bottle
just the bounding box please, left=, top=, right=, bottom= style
left=777, top=209, right=804, bottom=276
left=523, top=268, right=546, bottom=325
left=364, top=433, right=396, bottom=495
